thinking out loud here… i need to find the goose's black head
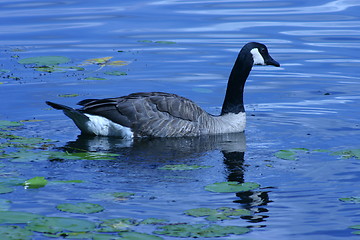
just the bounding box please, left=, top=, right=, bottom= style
left=244, top=42, right=280, bottom=67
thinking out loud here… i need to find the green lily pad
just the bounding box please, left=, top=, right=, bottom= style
left=140, top=218, right=168, bottom=225
left=58, top=93, right=79, bottom=98
left=154, top=41, right=176, bottom=44
left=24, top=176, right=48, bottom=189
left=184, top=208, right=218, bottom=217
left=339, top=197, right=360, bottom=203
left=98, top=218, right=138, bottom=232
left=0, top=199, right=11, bottom=211
left=107, top=60, right=128, bottom=66
left=158, top=164, right=212, bottom=171
left=0, top=225, right=33, bottom=240
left=0, top=69, right=10, bottom=74
left=332, top=149, right=360, bottom=159
left=138, top=40, right=154, bottom=43
left=92, top=192, right=135, bottom=202
left=205, top=182, right=260, bottom=193
left=0, top=186, right=13, bottom=194
left=34, top=66, right=84, bottom=73
left=119, top=232, right=164, bottom=240
left=2, top=150, right=119, bottom=163
left=154, top=223, right=250, bottom=238
left=351, top=224, right=360, bottom=228
left=26, top=216, right=96, bottom=234
left=45, top=232, right=122, bottom=239
left=185, top=207, right=252, bottom=221
left=18, top=56, right=70, bottom=66
left=274, top=150, right=297, bottom=160
left=350, top=225, right=360, bottom=235
left=0, top=211, right=43, bottom=224
left=56, top=202, right=104, bottom=214
left=9, top=137, right=52, bottom=145
left=85, top=77, right=107, bottom=81
left=68, top=152, right=119, bottom=160
left=0, top=120, right=23, bottom=130
left=104, top=71, right=127, bottom=76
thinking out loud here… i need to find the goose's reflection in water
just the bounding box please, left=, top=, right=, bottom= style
left=63, top=132, right=270, bottom=222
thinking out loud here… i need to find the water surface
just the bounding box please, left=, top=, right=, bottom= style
left=1, top=0, right=360, bottom=239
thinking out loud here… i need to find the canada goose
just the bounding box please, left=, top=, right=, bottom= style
left=46, top=42, right=279, bottom=138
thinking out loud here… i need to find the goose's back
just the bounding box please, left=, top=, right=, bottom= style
left=79, top=92, right=210, bottom=137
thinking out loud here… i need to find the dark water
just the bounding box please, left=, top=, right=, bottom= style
left=1, top=0, right=360, bottom=239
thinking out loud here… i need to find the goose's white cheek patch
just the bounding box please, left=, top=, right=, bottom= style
left=250, top=48, right=265, bottom=65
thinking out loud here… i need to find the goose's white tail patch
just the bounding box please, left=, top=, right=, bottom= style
left=83, top=114, right=133, bottom=138
left=63, top=108, right=133, bottom=138
left=250, top=48, right=265, bottom=65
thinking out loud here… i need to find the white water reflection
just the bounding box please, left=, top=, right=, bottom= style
left=175, top=0, right=360, bottom=15
left=178, top=20, right=360, bottom=32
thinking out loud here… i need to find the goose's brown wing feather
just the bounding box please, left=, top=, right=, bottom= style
left=78, top=92, right=209, bottom=137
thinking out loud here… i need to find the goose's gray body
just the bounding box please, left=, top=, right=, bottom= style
left=46, top=42, right=279, bottom=138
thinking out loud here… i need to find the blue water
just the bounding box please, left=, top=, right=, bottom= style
left=1, top=0, right=360, bottom=239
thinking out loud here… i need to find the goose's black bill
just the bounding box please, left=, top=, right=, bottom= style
left=265, top=57, right=280, bottom=67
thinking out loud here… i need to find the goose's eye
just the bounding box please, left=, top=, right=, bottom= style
left=260, top=48, right=266, bottom=54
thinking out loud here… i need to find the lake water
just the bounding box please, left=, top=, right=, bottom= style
left=1, top=0, right=360, bottom=239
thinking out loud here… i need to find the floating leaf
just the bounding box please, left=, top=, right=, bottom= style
left=350, top=225, right=360, bottom=230
left=0, top=211, right=42, bottom=224
left=104, top=71, right=127, bottom=76
left=19, top=119, right=43, bottom=123
left=58, top=93, right=79, bottom=98
left=84, top=57, right=113, bottom=65
left=0, top=120, right=23, bottom=129
left=34, top=66, right=84, bottom=73
left=138, top=40, right=154, bottom=43
left=68, top=152, right=119, bottom=160
left=154, top=224, right=250, bottom=238
left=2, top=150, right=119, bottom=163
left=205, top=182, right=260, bottom=193
left=10, top=137, right=52, bottom=145
left=184, top=208, right=218, bottom=217
left=0, top=69, right=10, bottom=74
left=56, top=202, right=104, bottom=214
left=84, top=77, right=107, bottom=81
left=18, top=56, right=70, bottom=66
left=0, top=186, right=13, bottom=194
left=274, top=150, right=297, bottom=160
left=0, top=199, right=11, bottom=211
left=350, top=225, right=360, bottom=234
left=107, top=60, right=128, bottom=66
left=339, top=197, right=360, bottom=203
left=26, top=216, right=96, bottom=234
left=119, top=231, right=164, bottom=240
left=185, top=207, right=252, bottom=221
left=24, top=176, right=48, bottom=189
left=45, top=232, right=122, bottom=239
left=332, top=149, right=360, bottom=159
left=98, top=218, right=138, bottom=232
left=140, top=218, right=168, bottom=225
left=158, top=164, right=212, bottom=171
left=92, top=192, right=135, bottom=202
left=154, top=41, right=176, bottom=44
left=0, top=225, right=33, bottom=240
left=291, top=148, right=309, bottom=151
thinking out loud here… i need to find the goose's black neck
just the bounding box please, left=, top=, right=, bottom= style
left=221, top=48, right=253, bottom=115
